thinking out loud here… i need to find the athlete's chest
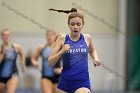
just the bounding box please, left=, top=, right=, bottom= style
left=65, top=41, right=88, bottom=55
left=41, top=48, right=52, bottom=59
left=5, top=49, right=17, bottom=60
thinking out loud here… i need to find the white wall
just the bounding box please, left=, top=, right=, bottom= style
left=0, top=0, right=118, bottom=34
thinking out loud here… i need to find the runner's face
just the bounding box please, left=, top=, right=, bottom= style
left=46, top=32, right=56, bottom=44
left=1, top=31, right=11, bottom=44
left=68, top=17, right=83, bottom=36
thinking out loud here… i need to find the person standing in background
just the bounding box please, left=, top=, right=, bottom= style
left=0, top=28, right=26, bottom=93
left=32, top=30, right=62, bottom=93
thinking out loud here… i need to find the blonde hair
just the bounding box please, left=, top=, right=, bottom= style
left=46, top=29, right=59, bottom=41
left=68, top=12, right=84, bottom=25
left=48, top=8, right=84, bottom=25
left=1, top=28, right=10, bottom=36
left=47, top=29, right=56, bottom=35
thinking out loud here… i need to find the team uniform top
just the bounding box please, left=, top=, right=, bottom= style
left=58, top=33, right=91, bottom=93
left=61, top=33, right=89, bottom=80
left=40, top=46, right=54, bottom=77
left=0, top=45, right=18, bottom=78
